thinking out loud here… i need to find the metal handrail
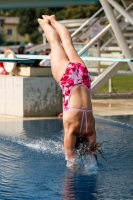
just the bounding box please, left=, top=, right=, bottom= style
left=78, top=2, right=133, bottom=56
left=71, top=7, right=103, bottom=38
left=100, top=21, right=130, bottom=51
left=72, top=13, right=105, bottom=42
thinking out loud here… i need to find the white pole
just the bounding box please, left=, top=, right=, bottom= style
left=121, top=0, right=127, bottom=8
left=100, top=0, right=133, bottom=72
left=107, top=0, right=133, bottom=26
left=43, top=33, right=46, bottom=45
left=97, top=40, right=100, bottom=75
left=100, top=22, right=130, bottom=51
left=78, top=3, right=133, bottom=56
left=109, top=79, right=112, bottom=93
left=71, top=7, right=103, bottom=38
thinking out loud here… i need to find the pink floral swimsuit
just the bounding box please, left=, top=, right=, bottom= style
left=60, top=62, right=92, bottom=133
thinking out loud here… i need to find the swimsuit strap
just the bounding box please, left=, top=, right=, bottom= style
left=69, top=107, right=92, bottom=134
left=85, top=111, right=88, bottom=133
left=66, top=84, right=92, bottom=133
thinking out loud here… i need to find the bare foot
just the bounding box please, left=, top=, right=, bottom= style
left=42, top=14, right=56, bottom=25
left=37, top=17, right=49, bottom=28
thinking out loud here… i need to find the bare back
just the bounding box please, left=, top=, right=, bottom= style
left=63, top=85, right=95, bottom=137
left=69, top=85, right=92, bottom=110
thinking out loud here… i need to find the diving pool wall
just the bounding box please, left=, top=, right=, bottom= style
left=0, top=75, right=62, bottom=117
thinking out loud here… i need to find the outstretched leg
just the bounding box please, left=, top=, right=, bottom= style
left=38, top=17, right=76, bottom=159
left=42, top=15, right=84, bottom=64
left=38, top=17, right=69, bottom=83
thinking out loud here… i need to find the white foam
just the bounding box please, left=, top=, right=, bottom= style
left=0, top=134, right=64, bottom=156
left=67, top=154, right=98, bottom=175
left=24, top=139, right=64, bottom=155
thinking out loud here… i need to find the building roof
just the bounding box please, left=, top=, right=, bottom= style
left=0, top=17, right=19, bottom=24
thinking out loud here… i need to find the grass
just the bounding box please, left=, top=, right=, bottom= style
left=100, top=64, right=129, bottom=71
left=98, top=75, right=133, bottom=93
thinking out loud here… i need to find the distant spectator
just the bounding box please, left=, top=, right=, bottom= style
left=0, top=62, right=8, bottom=75
left=0, top=50, right=4, bottom=69
left=45, top=48, right=51, bottom=55
left=18, top=42, right=26, bottom=54
left=40, top=48, right=51, bottom=56
left=0, top=61, right=4, bottom=68
left=39, top=48, right=51, bottom=66
left=0, top=46, right=10, bottom=75
left=29, top=51, right=35, bottom=55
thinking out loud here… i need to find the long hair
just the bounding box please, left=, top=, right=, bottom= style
left=75, top=136, right=89, bottom=156
left=75, top=136, right=106, bottom=161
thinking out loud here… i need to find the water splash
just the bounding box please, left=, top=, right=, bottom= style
left=66, top=154, right=98, bottom=175
left=0, top=134, right=64, bottom=156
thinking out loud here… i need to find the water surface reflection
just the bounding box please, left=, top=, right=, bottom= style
left=0, top=116, right=133, bottom=199
left=63, top=170, right=97, bottom=200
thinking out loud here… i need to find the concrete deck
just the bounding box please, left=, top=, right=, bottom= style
left=92, top=99, right=133, bottom=116
left=0, top=99, right=132, bottom=121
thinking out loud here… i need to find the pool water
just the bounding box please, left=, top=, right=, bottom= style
left=0, top=115, right=133, bottom=200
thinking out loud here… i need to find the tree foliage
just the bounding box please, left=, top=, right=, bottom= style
left=0, top=33, right=5, bottom=45
left=0, top=17, right=5, bottom=45
left=3, top=2, right=101, bottom=44
left=17, top=9, right=41, bottom=43
left=55, top=3, right=101, bottom=20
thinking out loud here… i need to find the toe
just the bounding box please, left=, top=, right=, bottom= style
left=38, top=18, right=42, bottom=22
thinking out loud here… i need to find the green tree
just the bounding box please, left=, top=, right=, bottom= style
left=55, top=2, right=101, bottom=20
left=0, top=18, right=5, bottom=45
left=0, top=33, right=5, bottom=45
left=17, top=9, right=41, bottom=44
left=4, top=2, right=101, bottom=44
left=16, top=8, right=54, bottom=44
left=16, top=8, right=63, bottom=44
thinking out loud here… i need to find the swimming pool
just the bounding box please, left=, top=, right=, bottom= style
left=0, top=115, right=133, bottom=200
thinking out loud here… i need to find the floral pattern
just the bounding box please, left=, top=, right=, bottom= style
left=59, top=62, right=91, bottom=111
